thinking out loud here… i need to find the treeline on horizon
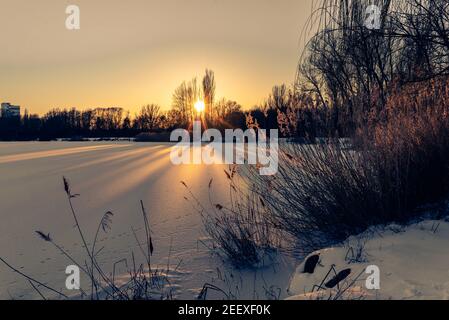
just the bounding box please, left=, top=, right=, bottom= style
left=0, top=74, right=330, bottom=141
left=0, top=72, right=247, bottom=141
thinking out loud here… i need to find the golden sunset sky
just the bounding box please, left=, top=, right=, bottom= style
left=0, top=0, right=313, bottom=115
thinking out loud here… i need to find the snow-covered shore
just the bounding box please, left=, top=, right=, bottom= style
left=287, top=219, right=449, bottom=300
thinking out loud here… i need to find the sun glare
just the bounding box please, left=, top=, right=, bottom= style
left=194, top=100, right=205, bottom=113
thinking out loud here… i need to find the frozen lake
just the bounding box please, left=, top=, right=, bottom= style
left=0, top=142, right=292, bottom=300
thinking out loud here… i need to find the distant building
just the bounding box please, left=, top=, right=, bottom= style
left=1, top=103, right=20, bottom=118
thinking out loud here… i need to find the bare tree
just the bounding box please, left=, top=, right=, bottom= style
left=215, top=99, right=242, bottom=119
left=172, top=78, right=199, bottom=126
left=135, top=104, right=162, bottom=131
left=202, top=69, right=216, bottom=121
left=296, top=0, right=449, bottom=135
left=266, top=85, right=290, bottom=112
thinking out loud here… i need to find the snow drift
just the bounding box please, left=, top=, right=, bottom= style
left=287, top=219, right=449, bottom=300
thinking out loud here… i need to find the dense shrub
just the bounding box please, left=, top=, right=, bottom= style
left=249, top=77, right=449, bottom=253
left=184, top=169, right=280, bottom=269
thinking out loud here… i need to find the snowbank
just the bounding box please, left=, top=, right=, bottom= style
left=287, top=219, right=449, bottom=300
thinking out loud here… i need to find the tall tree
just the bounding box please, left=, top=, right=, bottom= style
left=135, top=104, right=162, bottom=131
left=172, top=78, right=199, bottom=127
left=202, top=69, right=216, bottom=121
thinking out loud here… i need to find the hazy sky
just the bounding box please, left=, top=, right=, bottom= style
left=0, top=0, right=313, bottom=115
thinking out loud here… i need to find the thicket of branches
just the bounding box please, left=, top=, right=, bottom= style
left=243, top=0, right=449, bottom=140
left=290, top=0, right=449, bottom=137
left=239, top=1, right=447, bottom=140
left=245, top=0, right=449, bottom=251
left=243, top=0, right=449, bottom=139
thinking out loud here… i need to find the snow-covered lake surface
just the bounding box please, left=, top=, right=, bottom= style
left=0, top=142, right=293, bottom=300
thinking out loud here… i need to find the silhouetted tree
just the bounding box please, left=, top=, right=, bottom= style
left=202, top=69, right=216, bottom=122
left=134, top=104, right=162, bottom=131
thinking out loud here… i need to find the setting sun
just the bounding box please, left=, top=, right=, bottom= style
left=194, top=100, right=205, bottom=113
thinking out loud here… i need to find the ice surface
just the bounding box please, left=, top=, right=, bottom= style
left=0, top=142, right=293, bottom=300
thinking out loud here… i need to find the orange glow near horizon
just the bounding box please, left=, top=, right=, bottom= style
left=0, top=0, right=313, bottom=115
